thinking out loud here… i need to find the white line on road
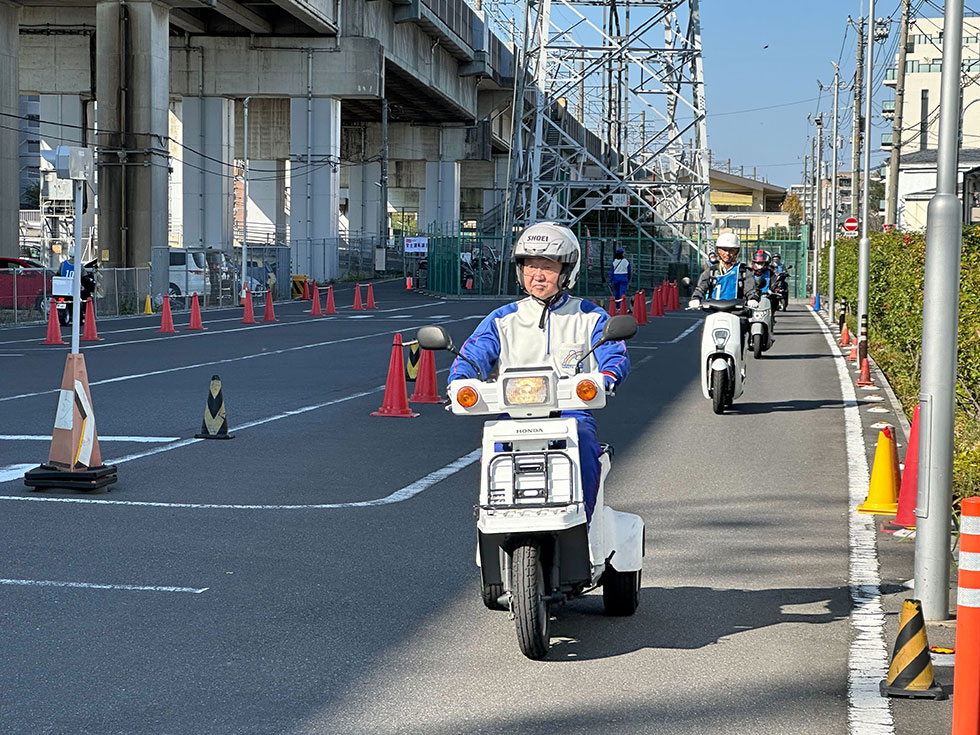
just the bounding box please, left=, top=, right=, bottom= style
left=809, top=307, right=894, bottom=734
left=0, top=435, right=180, bottom=442
left=669, top=322, right=701, bottom=343
left=0, top=578, right=208, bottom=594
left=0, top=315, right=479, bottom=404
left=0, top=448, right=481, bottom=510
left=0, top=464, right=36, bottom=483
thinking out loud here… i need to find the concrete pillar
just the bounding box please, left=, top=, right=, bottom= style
left=347, top=161, right=382, bottom=239
left=181, top=97, right=234, bottom=250
left=0, top=2, right=20, bottom=258
left=244, top=159, right=282, bottom=245
left=96, top=0, right=170, bottom=268
left=290, top=97, right=340, bottom=281
left=422, top=161, right=460, bottom=232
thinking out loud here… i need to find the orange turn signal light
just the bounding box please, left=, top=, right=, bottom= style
left=456, top=386, right=479, bottom=408
left=575, top=379, right=598, bottom=402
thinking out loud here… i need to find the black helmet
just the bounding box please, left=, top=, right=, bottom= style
left=750, top=249, right=769, bottom=272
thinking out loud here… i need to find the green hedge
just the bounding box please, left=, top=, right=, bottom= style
left=821, top=229, right=980, bottom=501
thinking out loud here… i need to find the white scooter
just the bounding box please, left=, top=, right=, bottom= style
left=696, top=299, right=751, bottom=414
left=748, top=293, right=775, bottom=359
left=417, top=316, right=645, bottom=660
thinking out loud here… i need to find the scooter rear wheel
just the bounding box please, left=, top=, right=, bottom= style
left=603, top=567, right=640, bottom=616
left=753, top=333, right=763, bottom=359
left=481, top=583, right=506, bottom=611
left=711, top=370, right=727, bottom=415
left=512, top=540, right=550, bottom=660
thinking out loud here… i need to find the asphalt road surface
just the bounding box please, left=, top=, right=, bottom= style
left=0, top=282, right=854, bottom=734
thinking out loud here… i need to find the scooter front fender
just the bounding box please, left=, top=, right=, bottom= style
left=710, top=357, right=730, bottom=372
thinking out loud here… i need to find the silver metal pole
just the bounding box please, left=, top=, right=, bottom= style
left=857, top=0, right=875, bottom=365
left=815, top=116, right=823, bottom=300
left=71, top=180, right=82, bottom=353
left=829, top=64, right=840, bottom=313
left=915, top=0, right=964, bottom=622
left=241, top=97, right=250, bottom=299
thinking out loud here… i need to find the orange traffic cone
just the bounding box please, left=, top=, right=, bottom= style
left=618, top=295, right=628, bottom=315
left=371, top=334, right=419, bottom=417
left=366, top=283, right=377, bottom=309
left=324, top=284, right=337, bottom=314
left=301, top=279, right=310, bottom=301
left=241, top=289, right=256, bottom=324
left=42, top=299, right=65, bottom=345
left=353, top=284, right=363, bottom=311
left=857, top=427, right=900, bottom=515
left=654, top=287, right=665, bottom=317
left=410, top=348, right=444, bottom=404
left=262, top=291, right=277, bottom=322
left=187, top=293, right=205, bottom=330
left=634, top=290, right=648, bottom=325
left=81, top=299, right=101, bottom=341
left=23, top=352, right=117, bottom=492
left=310, top=282, right=322, bottom=316
left=847, top=343, right=858, bottom=361
left=158, top=296, right=177, bottom=333
left=405, top=276, right=413, bottom=290
left=671, top=282, right=680, bottom=310
left=840, top=324, right=851, bottom=347
left=607, top=298, right=616, bottom=316
left=857, top=357, right=875, bottom=387
left=893, top=404, right=921, bottom=528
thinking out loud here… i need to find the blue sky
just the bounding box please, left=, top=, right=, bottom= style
left=701, top=0, right=901, bottom=188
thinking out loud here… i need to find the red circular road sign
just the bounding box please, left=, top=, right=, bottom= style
left=844, top=217, right=859, bottom=232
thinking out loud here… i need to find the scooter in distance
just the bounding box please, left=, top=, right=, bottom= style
left=695, top=299, right=751, bottom=414
left=748, top=292, right=775, bottom=359
left=417, top=315, right=645, bottom=660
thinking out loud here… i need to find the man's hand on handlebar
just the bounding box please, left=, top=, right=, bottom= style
left=687, top=298, right=701, bottom=310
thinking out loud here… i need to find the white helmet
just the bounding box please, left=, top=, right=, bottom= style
left=716, top=232, right=741, bottom=252
left=512, top=221, right=581, bottom=291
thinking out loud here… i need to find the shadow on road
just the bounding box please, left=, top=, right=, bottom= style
left=728, top=398, right=847, bottom=414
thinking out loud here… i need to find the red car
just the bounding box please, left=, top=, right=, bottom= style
left=0, top=256, right=57, bottom=320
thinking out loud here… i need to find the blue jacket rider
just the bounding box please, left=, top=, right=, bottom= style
left=448, top=222, right=630, bottom=521
left=609, top=248, right=631, bottom=309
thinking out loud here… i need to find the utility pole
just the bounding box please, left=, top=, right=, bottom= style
left=380, top=98, right=389, bottom=247
left=915, top=0, right=964, bottom=622
left=850, top=15, right=865, bottom=217
left=241, top=97, right=250, bottom=300
left=857, top=0, right=875, bottom=368
left=885, top=0, right=912, bottom=227
left=829, top=63, right=842, bottom=313
left=803, top=152, right=810, bottom=224
left=814, top=116, right=824, bottom=300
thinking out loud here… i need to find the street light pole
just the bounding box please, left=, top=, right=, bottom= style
left=829, top=63, right=841, bottom=313
left=814, top=116, right=824, bottom=300
left=241, top=97, right=250, bottom=299
left=915, top=0, right=964, bottom=622
left=857, top=0, right=875, bottom=366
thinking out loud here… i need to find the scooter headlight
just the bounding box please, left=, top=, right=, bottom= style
left=712, top=328, right=730, bottom=349
left=503, top=376, right=550, bottom=406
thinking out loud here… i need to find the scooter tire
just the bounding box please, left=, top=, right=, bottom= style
left=512, top=540, right=550, bottom=660
left=753, top=333, right=763, bottom=359
left=711, top=370, right=727, bottom=415
left=603, top=567, right=640, bottom=616
left=481, top=583, right=506, bottom=611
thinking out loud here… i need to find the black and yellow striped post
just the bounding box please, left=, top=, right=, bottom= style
left=195, top=375, right=235, bottom=440
left=405, top=341, right=420, bottom=382
left=879, top=599, right=946, bottom=699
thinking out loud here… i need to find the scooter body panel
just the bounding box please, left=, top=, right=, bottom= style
left=700, top=310, right=744, bottom=400
left=749, top=295, right=774, bottom=351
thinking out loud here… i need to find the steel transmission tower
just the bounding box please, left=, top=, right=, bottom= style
left=502, top=0, right=711, bottom=262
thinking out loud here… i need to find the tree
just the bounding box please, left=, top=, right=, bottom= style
left=781, top=192, right=803, bottom=227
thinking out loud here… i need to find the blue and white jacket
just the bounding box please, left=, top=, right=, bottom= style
left=448, top=294, right=631, bottom=386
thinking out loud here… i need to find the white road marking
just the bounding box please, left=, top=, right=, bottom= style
left=0, top=353, right=24, bottom=357
left=0, top=464, right=36, bottom=483
left=0, top=435, right=180, bottom=442
left=0, top=316, right=478, bottom=404
left=0, top=448, right=481, bottom=510
left=809, top=306, right=894, bottom=734
left=0, top=578, right=207, bottom=594
left=627, top=345, right=659, bottom=351
left=670, top=322, right=701, bottom=343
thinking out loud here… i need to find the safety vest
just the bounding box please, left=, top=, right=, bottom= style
left=711, top=264, right=743, bottom=299
left=611, top=258, right=630, bottom=276
left=756, top=270, right=770, bottom=294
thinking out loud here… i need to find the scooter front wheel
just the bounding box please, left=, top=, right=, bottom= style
left=711, top=369, right=728, bottom=415
left=753, top=333, right=764, bottom=359
left=512, top=540, right=550, bottom=660
left=481, top=583, right=506, bottom=611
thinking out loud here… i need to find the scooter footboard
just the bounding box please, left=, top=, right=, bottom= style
left=602, top=507, right=644, bottom=572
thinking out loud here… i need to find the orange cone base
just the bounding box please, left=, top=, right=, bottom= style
left=879, top=680, right=946, bottom=700
left=24, top=463, right=117, bottom=493
left=857, top=359, right=875, bottom=387
left=371, top=406, right=420, bottom=418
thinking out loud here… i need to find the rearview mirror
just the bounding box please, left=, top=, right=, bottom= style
left=416, top=325, right=453, bottom=351
left=602, top=315, right=638, bottom=342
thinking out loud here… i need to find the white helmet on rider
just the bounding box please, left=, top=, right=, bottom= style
left=512, top=221, right=581, bottom=292
left=715, top=232, right=741, bottom=253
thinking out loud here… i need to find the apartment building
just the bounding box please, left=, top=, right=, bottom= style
left=882, top=14, right=980, bottom=228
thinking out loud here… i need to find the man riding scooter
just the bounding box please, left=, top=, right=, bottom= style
left=448, top=222, right=630, bottom=522
left=688, top=234, right=759, bottom=335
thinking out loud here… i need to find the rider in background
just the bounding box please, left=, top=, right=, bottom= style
left=688, top=233, right=759, bottom=307
left=448, top=222, right=631, bottom=522
left=750, top=249, right=772, bottom=295
left=609, top=248, right=631, bottom=312
left=59, top=246, right=75, bottom=278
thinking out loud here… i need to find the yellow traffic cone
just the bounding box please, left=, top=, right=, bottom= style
left=880, top=599, right=946, bottom=699
left=143, top=294, right=153, bottom=314
left=857, top=427, right=900, bottom=515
